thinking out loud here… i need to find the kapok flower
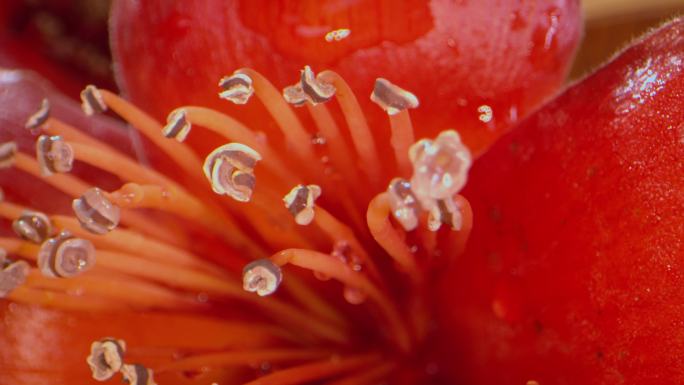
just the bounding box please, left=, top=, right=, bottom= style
left=2, top=1, right=682, bottom=385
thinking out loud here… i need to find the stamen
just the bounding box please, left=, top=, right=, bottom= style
left=243, top=258, right=282, bottom=296
left=72, top=187, right=121, bottom=234
left=427, top=198, right=463, bottom=232
left=408, top=130, right=472, bottom=205
left=386, top=178, right=420, bottom=231
left=283, top=184, right=321, bottom=226
left=203, top=143, right=262, bottom=202
left=0, top=252, right=29, bottom=298
left=37, top=230, right=96, bottom=278
left=25, top=98, right=50, bottom=130
left=370, top=78, right=419, bottom=115
left=158, top=348, right=330, bottom=372
left=325, top=28, right=351, bottom=42
left=36, top=135, right=74, bottom=176
left=86, top=338, right=126, bottom=381
left=283, top=66, right=336, bottom=106
left=80, top=85, right=107, bottom=115
left=218, top=72, right=254, bottom=104
left=12, top=210, right=53, bottom=243
left=0, top=141, right=17, bottom=169
left=121, top=364, right=156, bottom=385
left=161, top=109, right=191, bottom=142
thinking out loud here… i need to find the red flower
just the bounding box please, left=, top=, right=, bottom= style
left=0, top=1, right=681, bottom=385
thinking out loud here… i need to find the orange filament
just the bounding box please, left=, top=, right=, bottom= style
left=98, top=89, right=205, bottom=184
left=157, top=348, right=331, bottom=372
left=178, top=106, right=298, bottom=186
left=241, top=353, right=382, bottom=385
left=318, top=70, right=383, bottom=188
left=8, top=285, right=125, bottom=311
left=271, top=249, right=412, bottom=352
left=366, top=193, right=421, bottom=283
left=389, top=110, right=416, bottom=177
left=236, top=68, right=325, bottom=181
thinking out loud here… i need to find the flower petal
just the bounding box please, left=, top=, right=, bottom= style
left=110, top=0, right=581, bottom=155
left=439, top=18, right=684, bottom=384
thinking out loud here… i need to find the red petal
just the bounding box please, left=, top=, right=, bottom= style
left=439, top=18, right=684, bottom=383
left=110, top=0, right=581, bottom=154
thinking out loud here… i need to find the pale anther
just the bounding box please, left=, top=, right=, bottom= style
left=283, top=66, right=336, bottom=106
left=218, top=73, right=254, bottom=104
left=121, top=364, right=157, bottom=385
left=36, top=135, right=74, bottom=176
left=0, top=251, right=30, bottom=298
left=37, top=231, right=96, bottom=278
left=12, top=210, right=53, bottom=243
left=427, top=198, right=463, bottom=232
left=408, top=130, right=472, bottom=206
left=242, top=259, right=282, bottom=296
left=325, top=28, right=351, bottom=42
left=387, top=178, right=420, bottom=231
left=0, top=141, right=17, bottom=169
left=86, top=338, right=126, bottom=381
left=73, top=187, right=121, bottom=235
left=162, top=109, right=192, bottom=142
left=25, top=98, right=50, bottom=130
left=283, top=184, right=321, bottom=226
left=370, top=78, right=419, bottom=115
left=80, top=85, right=107, bottom=115
left=203, top=143, right=262, bottom=202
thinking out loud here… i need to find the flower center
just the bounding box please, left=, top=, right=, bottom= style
left=0, top=65, right=473, bottom=384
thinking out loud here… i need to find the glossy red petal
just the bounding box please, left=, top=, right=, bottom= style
left=110, top=0, right=581, bottom=155
left=440, top=18, right=684, bottom=384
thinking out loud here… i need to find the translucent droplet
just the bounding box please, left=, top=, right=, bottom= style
left=343, top=286, right=367, bottom=305
left=387, top=178, right=420, bottom=231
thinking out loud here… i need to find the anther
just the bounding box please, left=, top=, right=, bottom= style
left=408, top=130, right=472, bottom=205
left=25, top=98, right=50, bottom=130
left=283, top=66, right=336, bottom=106
left=370, top=78, right=419, bottom=115
left=0, top=252, right=30, bottom=298
left=218, top=73, right=254, bottom=104
left=0, top=141, right=17, bottom=169
left=121, top=364, right=157, bottom=385
left=386, top=178, right=420, bottom=231
left=242, top=259, right=282, bottom=296
left=283, top=184, right=321, bottom=226
left=37, top=231, right=96, bottom=278
left=203, top=143, right=262, bottom=202
left=80, top=85, right=107, bottom=115
left=86, top=338, right=126, bottom=381
left=427, top=198, right=463, bottom=232
left=162, top=109, right=191, bottom=142
left=36, top=135, right=74, bottom=176
left=325, top=28, right=351, bottom=42
left=12, top=210, right=53, bottom=243
left=72, top=187, right=121, bottom=235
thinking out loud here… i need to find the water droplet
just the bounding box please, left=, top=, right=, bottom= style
left=343, top=286, right=366, bottom=305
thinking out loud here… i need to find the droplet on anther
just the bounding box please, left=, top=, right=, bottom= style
left=218, top=73, right=254, bottom=104
left=12, top=211, right=53, bottom=243
left=86, top=338, right=126, bottom=381
left=0, top=255, right=30, bottom=298
left=73, top=188, right=121, bottom=235
left=37, top=231, right=96, bottom=278
left=36, top=135, right=74, bottom=176
left=203, top=143, right=262, bottom=202
left=283, top=66, right=336, bottom=106
left=121, top=363, right=157, bottom=385
left=162, top=109, right=192, bottom=142
left=242, top=259, right=282, bottom=296
left=387, top=178, right=420, bottom=231
left=409, top=130, right=472, bottom=205
left=80, top=85, right=107, bottom=115
left=0, top=142, right=17, bottom=169
left=370, top=78, right=419, bottom=115
left=25, top=98, right=50, bottom=130
left=283, top=184, right=321, bottom=226
left=427, top=198, right=463, bottom=232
